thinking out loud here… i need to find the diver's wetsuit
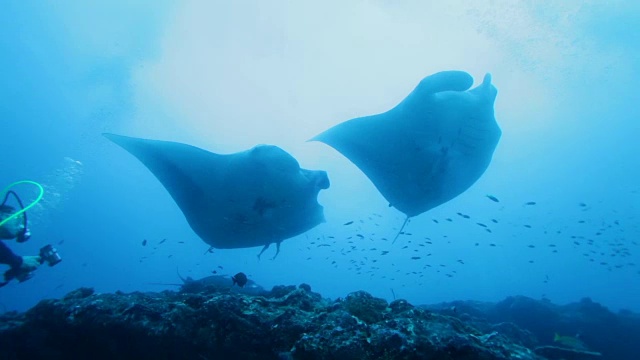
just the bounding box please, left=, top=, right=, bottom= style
left=0, top=241, right=22, bottom=269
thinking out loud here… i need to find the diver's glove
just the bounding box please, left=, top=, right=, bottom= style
left=20, top=255, right=41, bottom=271
left=3, top=255, right=42, bottom=283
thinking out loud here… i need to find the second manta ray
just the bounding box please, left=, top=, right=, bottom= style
left=311, top=70, right=501, bottom=240
left=104, top=134, right=330, bottom=258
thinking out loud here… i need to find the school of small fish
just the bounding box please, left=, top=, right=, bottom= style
left=290, top=193, right=639, bottom=291
left=65, top=192, right=636, bottom=297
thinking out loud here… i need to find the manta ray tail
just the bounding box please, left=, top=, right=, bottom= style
left=148, top=282, right=182, bottom=287
left=203, top=246, right=214, bottom=255
left=392, top=216, right=411, bottom=244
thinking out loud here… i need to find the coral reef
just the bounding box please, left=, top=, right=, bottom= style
left=0, top=284, right=637, bottom=359
left=0, top=284, right=539, bottom=360
left=425, top=296, right=640, bottom=360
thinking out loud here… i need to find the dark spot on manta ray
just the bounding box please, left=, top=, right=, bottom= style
left=252, top=197, right=278, bottom=216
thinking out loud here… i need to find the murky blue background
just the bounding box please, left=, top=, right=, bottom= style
left=1, top=1, right=638, bottom=314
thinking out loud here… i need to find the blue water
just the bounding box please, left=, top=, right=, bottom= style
left=1, top=1, right=638, bottom=314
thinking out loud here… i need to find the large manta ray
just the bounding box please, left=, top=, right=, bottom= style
left=311, top=70, right=501, bottom=240
left=104, top=134, right=330, bottom=258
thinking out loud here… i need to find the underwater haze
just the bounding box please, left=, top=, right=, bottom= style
left=1, top=1, right=639, bottom=315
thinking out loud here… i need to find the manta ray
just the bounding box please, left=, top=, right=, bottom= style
left=311, top=70, right=501, bottom=241
left=104, top=134, right=330, bottom=258
left=150, top=269, right=268, bottom=296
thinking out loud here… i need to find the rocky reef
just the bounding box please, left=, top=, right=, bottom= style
left=424, top=296, right=640, bottom=360
left=0, top=282, right=637, bottom=359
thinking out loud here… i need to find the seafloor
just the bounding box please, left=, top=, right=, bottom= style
left=0, top=279, right=636, bottom=360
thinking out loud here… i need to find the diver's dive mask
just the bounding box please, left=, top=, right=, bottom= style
left=16, top=227, right=31, bottom=243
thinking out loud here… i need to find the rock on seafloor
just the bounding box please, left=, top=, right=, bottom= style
left=0, top=283, right=629, bottom=359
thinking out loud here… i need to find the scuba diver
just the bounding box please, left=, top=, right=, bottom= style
left=0, top=181, right=61, bottom=287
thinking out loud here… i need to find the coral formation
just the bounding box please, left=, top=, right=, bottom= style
left=0, top=285, right=637, bottom=359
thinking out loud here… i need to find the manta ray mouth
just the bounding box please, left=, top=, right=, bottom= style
left=314, top=170, right=330, bottom=190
